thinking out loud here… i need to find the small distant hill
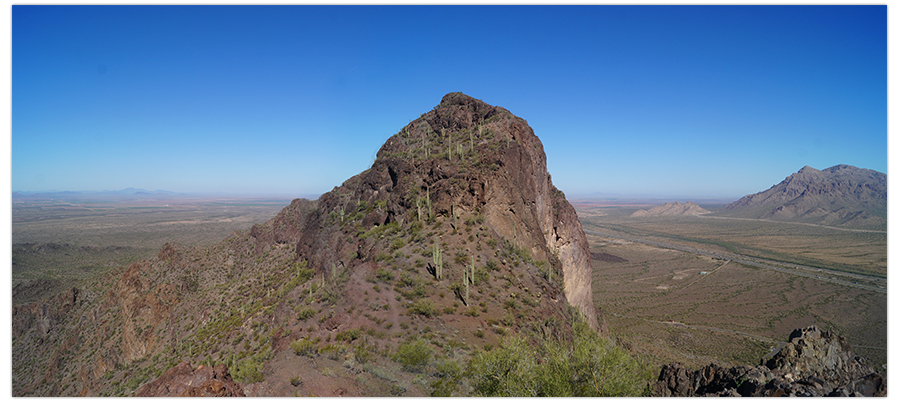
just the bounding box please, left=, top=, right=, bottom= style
left=631, top=201, right=710, bottom=217
left=717, top=165, right=886, bottom=229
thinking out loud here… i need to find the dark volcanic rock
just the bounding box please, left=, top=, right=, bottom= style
left=652, top=326, right=885, bottom=397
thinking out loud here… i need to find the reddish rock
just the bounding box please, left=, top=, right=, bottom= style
left=136, top=361, right=245, bottom=397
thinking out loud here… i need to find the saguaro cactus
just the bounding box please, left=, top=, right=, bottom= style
left=432, top=242, right=443, bottom=281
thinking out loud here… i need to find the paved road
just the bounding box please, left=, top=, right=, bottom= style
left=584, top=228, right=886, bottom=294
left=697, top=214, right=886, bottom=234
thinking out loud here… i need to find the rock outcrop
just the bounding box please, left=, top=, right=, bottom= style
left=652, top=326, right=885, bottom=397
left=631, top=201, right=710, bottom=217
left=252, top=92, right=604, bottom=332
left=135, top=361, right=245, bottom=397
left=718, top=165, right=886, bottom=229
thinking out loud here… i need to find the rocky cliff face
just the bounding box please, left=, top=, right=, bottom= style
left=653, top=326, right=885, bottom=397
left=719, top=165, right=886, bottom=229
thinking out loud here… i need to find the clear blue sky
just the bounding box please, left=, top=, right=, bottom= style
left=11, top=5, right=887, bottom=199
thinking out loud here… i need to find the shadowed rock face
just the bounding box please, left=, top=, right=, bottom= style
left=719, top=165, right=886, bottom=229
left=652, top=326, right=885, bottom=397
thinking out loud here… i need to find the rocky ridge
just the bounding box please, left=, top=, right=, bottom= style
left=653, top=326, right=885, bottom=397
left=718, top=165, right=886, bottom=229
left=12, top=93, right=605, bottom=396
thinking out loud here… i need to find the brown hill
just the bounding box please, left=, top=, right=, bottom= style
left=12, top=93, right=608, bottom=396
left=717, top=165, right=886, bottom=230
left=630, top=201, right=710, bottom=217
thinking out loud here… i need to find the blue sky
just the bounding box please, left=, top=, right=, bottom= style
left=11, top=5, right=887, bottom=199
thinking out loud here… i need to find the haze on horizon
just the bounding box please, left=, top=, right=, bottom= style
left=11, top=5, right=886, bottom=200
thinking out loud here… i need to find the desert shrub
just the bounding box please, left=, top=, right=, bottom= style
left=392, top=339, right=433, bottom=372
left=408, top=299, right=438, bottom=317
left=319, top=343, right=347, bottom=361
left=352, top=340, right=378, bottom=364
left=290, top=337, right=319, bottom=357
left=231, top=348, right=273, bottom=384
left=390, top=237, right=406, bottom=252
left=467, top=335, right=538, bottom=396
left=296, top=307, right=316, bottom=321
left=465, top=322, right=652, bottom=396
left=375, top=268, right=394, bottom=283
left=334, top=328, right=363, bottom=343
left=454, top=250, right=468, bottom=265
left=431, top=358, right=464, bottom=396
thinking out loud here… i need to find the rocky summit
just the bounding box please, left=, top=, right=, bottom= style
left=12, top=93, right=606, bottom=396
left=652, top=326, right=885, bottom=397
left=718, top=165, right=886, bottom=229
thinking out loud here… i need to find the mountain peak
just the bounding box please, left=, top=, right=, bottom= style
left=720, top=164, right=886, bottom=229
left=285, top=93, right=603, bottom=332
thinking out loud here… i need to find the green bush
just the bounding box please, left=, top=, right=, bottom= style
left=466, top=322, right=652, bottom=396
left=290, top=337, right=319, bottom=357
left=375, top=268, right=394, bottom=283
left=296, top=307, right=317, bottom=321
left=231, top=348, right=273, bottom=384
left=467, top=335, right=538, bottom=396
left=390, top=237, right=406, bottom=252
left=392, top=339, right=433, bottom=372
left=407, top=299, right=439, bottom=317
left=334, top=328, right=363, bottom=343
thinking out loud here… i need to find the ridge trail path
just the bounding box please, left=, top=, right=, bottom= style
left=697, top=214, right=886, bottom=234
left=583, top=228, right=886, bottom=294
left=608, top=312, right=787, bottom=349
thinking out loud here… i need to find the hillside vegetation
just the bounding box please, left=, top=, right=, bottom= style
left=12, top=93, right=651, bottom=396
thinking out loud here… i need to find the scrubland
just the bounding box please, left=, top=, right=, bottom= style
left=579, top=203, right=887, bottom=371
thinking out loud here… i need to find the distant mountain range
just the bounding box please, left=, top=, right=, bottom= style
left=12, top=188, right=184, bottom=201
left=717, top=165, right=886, bottom=229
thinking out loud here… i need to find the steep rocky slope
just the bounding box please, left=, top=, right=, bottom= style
left=12, top=93, right=606, bottom=396
left=717, top=165, right=886, bottom=229
left=630, top=201, right=710, bottom=217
